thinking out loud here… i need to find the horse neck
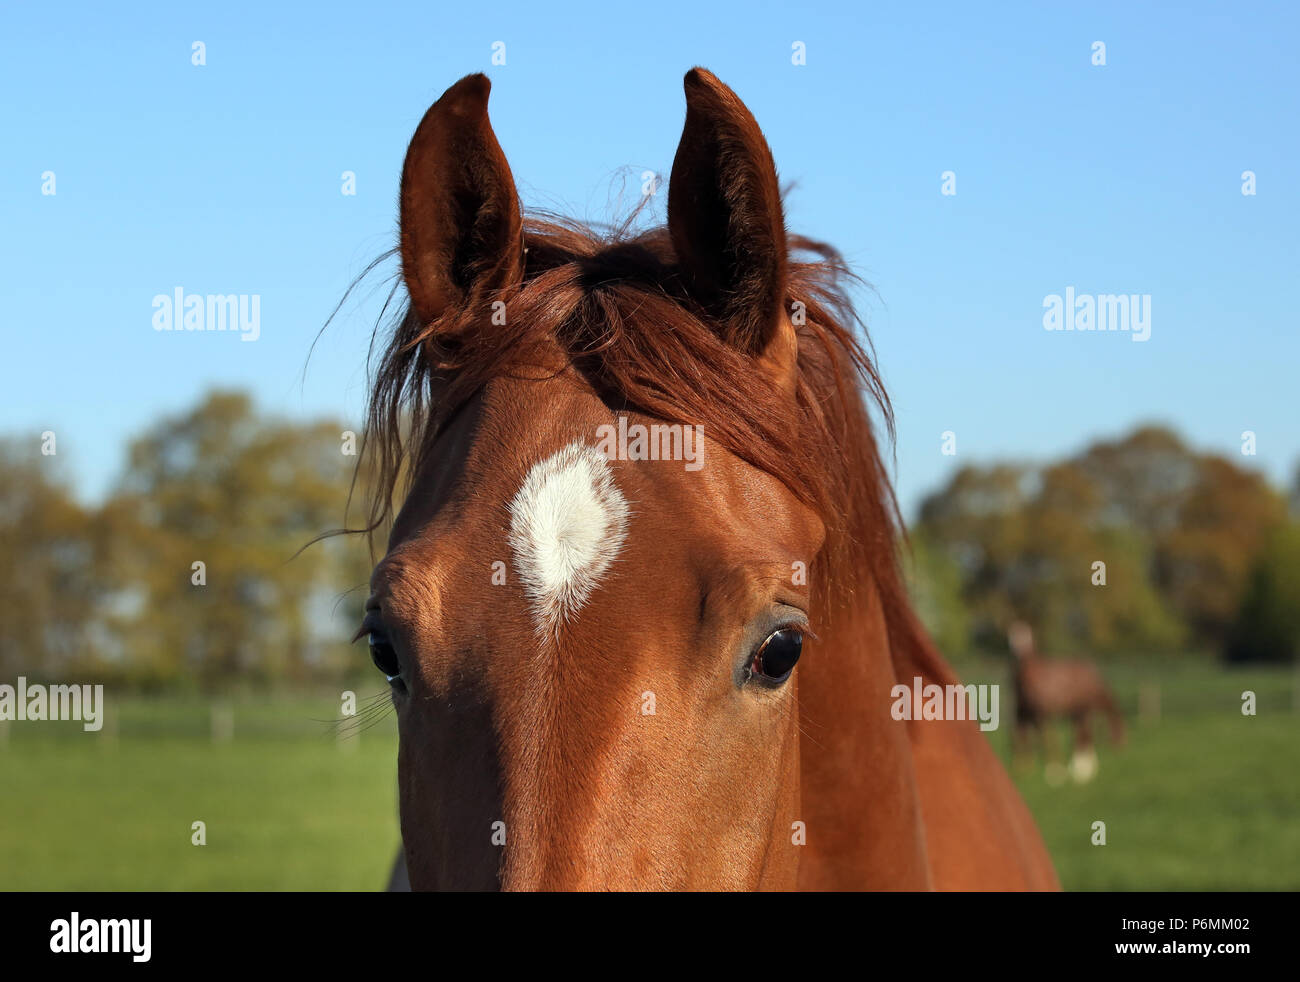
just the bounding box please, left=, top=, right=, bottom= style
left=1015, top=649, right=1043, bottom=679
left=795, top=572, right=933, bottom=889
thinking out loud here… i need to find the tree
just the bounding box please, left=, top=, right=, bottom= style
left=110, top=391, right=369, bottom=688
left=1225, top=524, right=1300, bottom=664
left=0, top=439, right=107, bottom=678
left=911, top=424, right=1281, bottom=657
left=902, top=528, right=970, bottom=658
left=1160, top=456, right=1286, bottom=644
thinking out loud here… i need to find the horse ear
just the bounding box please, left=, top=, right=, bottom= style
left=400, top=73, right=523, bottom=326
left=668, top=68, right=794, bottom=377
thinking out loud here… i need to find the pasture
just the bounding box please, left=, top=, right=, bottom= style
left=0, top=691, right=401, bottom=891
left=1, top=661, right=1296, bottom=890
left=983, top=659, right=1300, bottom=890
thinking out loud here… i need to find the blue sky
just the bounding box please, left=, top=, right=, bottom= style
left=3, top=0, right=1297, bottom=520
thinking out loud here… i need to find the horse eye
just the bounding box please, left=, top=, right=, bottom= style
left=750, top=628, right=803, bottom=683
left=369, top=631, right=402, bottom=684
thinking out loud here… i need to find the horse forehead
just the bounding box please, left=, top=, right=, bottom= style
left=507, top=440, right=630, bottom=636
left=389, top=377, right=818, bottom=616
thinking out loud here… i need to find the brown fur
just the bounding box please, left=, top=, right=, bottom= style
left=359, top=69, right=1059, bottom=890
left=1009, top=622, right=1126, bottom=763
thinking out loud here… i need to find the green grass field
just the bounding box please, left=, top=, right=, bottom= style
left=1, top=662, right=1296, bottom=890
left=982, top=659, right=1300, bottom=890
left=0, top=692, right=402, bottom=890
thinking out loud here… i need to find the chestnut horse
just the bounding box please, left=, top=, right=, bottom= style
left=358, top=69, right=1058, bottom=890
left=1008, top=622, right=1125, bottom=783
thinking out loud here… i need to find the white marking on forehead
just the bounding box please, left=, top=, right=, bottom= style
left=508, top=441, right=629, bottom=637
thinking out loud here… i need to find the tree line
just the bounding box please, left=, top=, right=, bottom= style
left=2, top=394, right=1296, bottom=691
left=1, top=391, right=371, bottom=689
left=907, top=425, right=1300, bottom=663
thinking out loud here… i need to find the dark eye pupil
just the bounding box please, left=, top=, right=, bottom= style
left=369, top=632, right=401, bottom=679
left=754, top=629, right=802, bottom=681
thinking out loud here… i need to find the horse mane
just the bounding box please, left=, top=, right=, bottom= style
left=351, top=211, right=946, bottom=682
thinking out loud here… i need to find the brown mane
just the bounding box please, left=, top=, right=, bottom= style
left=354, top=211, right=947, bottom=685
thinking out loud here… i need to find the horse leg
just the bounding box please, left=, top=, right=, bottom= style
left=1042, top=719, right=1067, bottom=786
left=1068, top=714, right=1098, bottom=784
left=1102, top=690, right=1126, bottom=747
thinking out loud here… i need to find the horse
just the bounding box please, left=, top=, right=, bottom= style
left=356, top=68, right=1059, bottom=890
left=1008, top=622, right=1126, bottom=784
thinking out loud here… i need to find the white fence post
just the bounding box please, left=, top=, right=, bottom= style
left=211, top=703, right=234, bottom=743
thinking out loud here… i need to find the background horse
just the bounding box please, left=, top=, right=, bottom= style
left=1008, top=622, right=1126, bottom=784
left=359, top=69, right=1058, bottom=889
